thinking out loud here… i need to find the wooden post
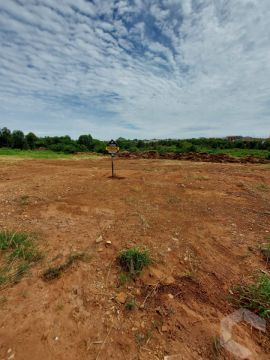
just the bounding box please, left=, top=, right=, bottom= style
left=111, top=155, right=114, bottom=177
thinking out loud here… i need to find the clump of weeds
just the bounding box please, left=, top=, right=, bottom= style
left=125, top=297, right=137, bottom=311
left=0, top=230, right=42, bottom=288
left=118, top=247, right=151, bottom=277
left=230, top=274, right=270, bottom=318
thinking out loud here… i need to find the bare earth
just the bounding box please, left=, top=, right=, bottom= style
left=0, top=157, right=269, bottom=360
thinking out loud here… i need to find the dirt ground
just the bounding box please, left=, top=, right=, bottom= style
left=0, top=157, right=269, bottom=360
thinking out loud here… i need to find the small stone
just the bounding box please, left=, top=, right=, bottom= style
left=97, top=248, right=103, bottom=252
left=55, top=337, right=59, bottom=341
left=135, top=288, right=141, bottom=296
left=162, top=325, right=168, bottom=332
left=167, top=248, right=172, bottom=252
left=163, top=276, right=175, bottom=285
left=7, top=349, right=12, bottom=354
left=115, top=292, right=127, bottom=304
left=96, top=236, right=103, bottom=243
left=168, top=293, right=174, bottom=299
left=106, top=240, right=112, bottom=245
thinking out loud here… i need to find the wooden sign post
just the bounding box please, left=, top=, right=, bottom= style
left=106, top=140, right=119, bottom=178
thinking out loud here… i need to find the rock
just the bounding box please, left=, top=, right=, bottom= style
left=162, top=325, right=168, bottom=332
left=95, top=235, right=103, bottom=243
left=97, top=248, right=103, bottom=252
left=168, top=293, right=174, bottom=299
left=135, top=288, right=141, bottom=295
left=106, top=240, right=112, bottom=245
left=115, top=292, right=127, bottom=304
left=163, top=276, right=175, bottom=285
left=149, top=267, right=164, bottom=280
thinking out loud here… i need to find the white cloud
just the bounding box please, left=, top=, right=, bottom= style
left=0, top=0, right=269, bottom=139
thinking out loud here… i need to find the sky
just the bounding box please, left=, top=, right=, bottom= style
left=0, top=0, right=270, bottom=140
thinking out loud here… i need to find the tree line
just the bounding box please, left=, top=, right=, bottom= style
left=0, top=127, right=269, bottom=154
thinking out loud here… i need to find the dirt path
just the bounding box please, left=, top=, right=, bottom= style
left=0, top=158, right=269, bottom=359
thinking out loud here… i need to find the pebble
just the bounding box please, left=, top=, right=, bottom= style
left=162, top=325, right=168, bottom=332
left=115, top=292, right=127, bottom=304
left=95, top=235, right=103, bottom=243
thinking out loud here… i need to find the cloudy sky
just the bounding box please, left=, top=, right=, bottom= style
left=0, top=0, right=270, bottom=139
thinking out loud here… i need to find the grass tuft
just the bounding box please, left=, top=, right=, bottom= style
left=230, top=274, right=270, bottom=318
left=125, top=298, right=137, bottom=311
left=0, top=230, right=41, bottom=288
left=118, top=247, right=150, bottom=276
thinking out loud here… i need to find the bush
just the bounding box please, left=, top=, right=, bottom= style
left=118, top=247, right=150, bottom=275
left=230, top=274, right=270, bottom=318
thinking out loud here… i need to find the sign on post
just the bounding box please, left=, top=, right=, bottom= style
left=106, top=140, right=119, bottom=177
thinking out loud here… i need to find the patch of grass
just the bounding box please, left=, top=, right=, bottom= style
left=0, top=231, right=41, bottom=263
left=125, top=298, right=136, bottom=311
left=42, top=252, right=88, bottom=281
left=0, top=231, right=41, bottom=289
left=207, top=148, right=270, bottom=159
left=134, top=330, right=152, bottom=347
left=19, top=195, right=30, bottom=205
left=118, top=272, right=130, bottom=286
left=118, top=247, right=151, bottom=276
left=230, top=274, right=270, bottom=318
left=0, top=148, right=101, bottom=160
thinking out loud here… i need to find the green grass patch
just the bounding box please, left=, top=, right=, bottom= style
left=206, top=148, right=270, bottom=159
left=0, top=148, right=102, bottom=160
left=0, top=148, right=72, bottom=159
left=42, top=252, right=88, bottom=281
left=0, top=231, right=41, bottom=288
left=125, top=297, right=137, bottom=311
left=118, top=247, right=150, bottom=276
left=230, top=274, right=270, bottom=318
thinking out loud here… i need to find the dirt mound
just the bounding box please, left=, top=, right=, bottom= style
left=118, top=150, right=269, bottom=164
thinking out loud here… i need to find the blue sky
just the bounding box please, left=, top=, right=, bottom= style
left=0, top=0, right=270, bottom=139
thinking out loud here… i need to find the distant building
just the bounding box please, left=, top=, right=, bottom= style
left=226, top=136, right=243, bottom=142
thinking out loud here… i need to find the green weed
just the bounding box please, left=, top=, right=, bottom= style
left=125, top=298, right=136, bottom=311
left=118, top=247, right=150, bottom=276
left=230, top=274, right=270, bottom=318
left=0, top=231, right=41, bottom=288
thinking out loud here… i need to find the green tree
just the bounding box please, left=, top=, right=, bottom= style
left=78, top=134, right=93, bottom=150
left=26, top=132, right=38, bottom=149
left=12, top=130, right=27, bottom=149
left=0, top=127, right=12, bottom=147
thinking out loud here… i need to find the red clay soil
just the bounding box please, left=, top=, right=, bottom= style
left=118, top=151, right=269, bottom=164
left=0, top=157, right=269, bottom=360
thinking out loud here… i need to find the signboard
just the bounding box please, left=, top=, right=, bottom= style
left=106, top=140, right=119, bottom=155
left=106, top=140, right=120, bottom=177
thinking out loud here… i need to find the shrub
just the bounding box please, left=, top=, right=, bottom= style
left=230, top=274, right=270, bottom=318
left=118, top=247, right=150, bottom=276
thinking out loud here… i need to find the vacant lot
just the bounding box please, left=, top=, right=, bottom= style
left=0, top=157, right=269, bottom=360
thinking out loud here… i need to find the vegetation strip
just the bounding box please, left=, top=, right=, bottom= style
left=0, top=231, right=41, bottom=289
